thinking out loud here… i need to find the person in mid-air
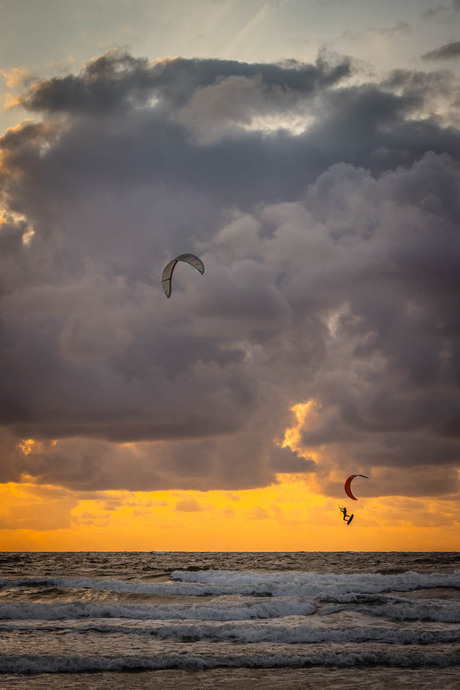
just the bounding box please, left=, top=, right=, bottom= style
left=339, top=505, right=349, bottom=520
left=338, top=505, right=354, bottom=524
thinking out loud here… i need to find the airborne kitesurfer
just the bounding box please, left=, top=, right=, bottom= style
left=338, top=505, right=354, bottom=525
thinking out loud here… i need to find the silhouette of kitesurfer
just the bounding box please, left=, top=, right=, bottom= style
left=338, top=505, right=354, bottom=525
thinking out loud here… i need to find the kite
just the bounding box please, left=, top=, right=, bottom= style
left=344, top=474, right=368, bottom=500
left=162, top=253, right=204, bottom=298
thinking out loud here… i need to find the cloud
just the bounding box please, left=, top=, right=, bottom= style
left=269, top=446, right=315, bottom=473
left=175, top=498, right=203, bottom=512
left=422, top=41, right=460, bottom=61
left=370, top=21, right=412, bottom=39
left=0, top=483, right=78, bottom=530
left=422, top=6, right=448, bottom=20
left=248, top=506, right=269, bottom=520
left=1, top=49, right=460, bottom=498
left=422, top=1, right=460, bottom=19
left=19, top=50, right=351, bottom=117
left=0, top=67, right=32, bottom=90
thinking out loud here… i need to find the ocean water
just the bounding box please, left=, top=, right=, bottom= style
left=0, top=552, right=459, bottom=689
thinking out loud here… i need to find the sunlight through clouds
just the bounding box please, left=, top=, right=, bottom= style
left=1, top=1, right=459, bottom=551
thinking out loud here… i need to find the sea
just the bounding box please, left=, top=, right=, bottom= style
left=0, top=551, right=459, bottom=689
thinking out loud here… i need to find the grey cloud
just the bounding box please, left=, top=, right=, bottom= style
left=422, top=41, right=460, bottom=61
left=295, top=153, right=460, bottom=495
left=1, top=428, right=283, bottom=491
left=1, top=50, right=460, bottom=496
left=269, top=446, right=316, bottom=474
left=370, top=21, right=411, bottom=38
left=422, top=7, right=446, bottom=20
left=340, top=20, right=411, bottom=46
left=5, top=58, right=459, bottom=219
left=422, top=1, right=460, bottom=19
left=175, top=498, right=202, bottom=512
left=20, top=50, right=352, bottom=116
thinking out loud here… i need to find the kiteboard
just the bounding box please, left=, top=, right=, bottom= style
left=347, top=514, right=354, bottom=525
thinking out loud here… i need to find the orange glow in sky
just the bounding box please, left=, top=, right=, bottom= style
left=1, top=403, right=459, bottom=552
left=1, top=477, right=459, bottom=552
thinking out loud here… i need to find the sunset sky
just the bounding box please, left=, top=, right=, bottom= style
left=1, top=0, right=460, bottom=551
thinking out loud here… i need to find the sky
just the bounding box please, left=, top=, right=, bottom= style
left=1, top=0, right=460, bottom=551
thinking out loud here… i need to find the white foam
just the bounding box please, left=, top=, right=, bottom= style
left=0, top=597, right=317, bottom=622
left=0, top=644, right=459, bottom=673
left=170, top=569, right=460, bottom=598
left=318, top=592, right=460, bottom=623
left=2, top=569, right=459, bottom=598
left=2, top=618, right=458, bottom=645
left=2, top=570, right=459, bottom=625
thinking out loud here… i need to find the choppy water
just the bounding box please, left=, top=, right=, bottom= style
left=0, top=552, right=459, bottom=688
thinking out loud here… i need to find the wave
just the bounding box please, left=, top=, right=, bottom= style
left=0, top=646, right=459, bottom=673
left=1, top=618, right=459, bottom=645
left=317, top=592, right=460, bottom=622
left=0, top=597, right=317, bottom=622
left=1, top=570, right=459, bottom=599
left=170, top=569, right=460, bottom=596
left=1, top=594, right=459, bottom=624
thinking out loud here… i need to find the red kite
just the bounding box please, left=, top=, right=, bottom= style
left=344, top=474, right=368, bottom=500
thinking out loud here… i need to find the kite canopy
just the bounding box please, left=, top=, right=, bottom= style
left=344, top=474, right=368, bottom=500
left=162, top=253, right=204, bottom=298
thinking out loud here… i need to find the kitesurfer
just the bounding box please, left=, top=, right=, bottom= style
left=338, top=505, right=354, bottom=525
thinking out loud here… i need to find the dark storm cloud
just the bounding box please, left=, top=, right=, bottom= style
left=20, top=50, right=351, bottom=115
left=1, top=430, right=288, bottom=491
left=422, top=41, right=460, bottom=61
left=1, top=49, right=460, bottom=496
left=269, top=446, right=316, bottom=474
